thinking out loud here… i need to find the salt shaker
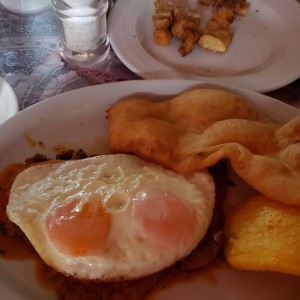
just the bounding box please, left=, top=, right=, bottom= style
left=52, top=0, right=110, bottom=66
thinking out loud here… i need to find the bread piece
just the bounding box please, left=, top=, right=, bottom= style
left=224, top=194, right=300, bottom=276
left=198, top=7, right=234, bottom=53
left=107, top=88, right=300, bottom=206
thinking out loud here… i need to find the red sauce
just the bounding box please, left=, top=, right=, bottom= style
left=0, top=163, right=34, bottom=260
left=146, top=259, right=232, bottom=300
left=0, top=163, right=60, bottom=291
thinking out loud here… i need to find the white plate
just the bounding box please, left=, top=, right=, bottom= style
left=0, top=0, right=51, bottom=14
left=0, top=77, right=18, bottom=124
left=0, top=80, right=299, bottom=300
left=108, top=0, right=300, bottom=92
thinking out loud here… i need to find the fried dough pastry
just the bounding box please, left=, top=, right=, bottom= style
left=224, top=194, right=300, bottom=276
left=107, top=88, right=300, bottom=206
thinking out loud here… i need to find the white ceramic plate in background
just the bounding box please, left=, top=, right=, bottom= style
left=0, top=77, right=19, bottom=124
left=108, top=0, right=300, bottom=92
left=0, top=80, right=299, bottom=300
left=0, top=0, right=51, bottom=14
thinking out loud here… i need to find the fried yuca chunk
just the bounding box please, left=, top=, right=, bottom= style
left=198, top=7, right=234, bottom=53
left=152, top=0, right=174, bottom=46
left=107, top=88, right=300, bottom=206
left=224, top=194, right=300, bottom=276
left=171, top=7, right=202, bottom=56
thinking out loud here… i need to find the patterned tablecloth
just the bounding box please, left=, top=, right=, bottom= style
left=0, top=3, right=299, bottom=111
left=0, top=3, right=139, bottom=110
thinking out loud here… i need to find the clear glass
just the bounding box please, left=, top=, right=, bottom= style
left=51, top=0, right=110, bottom=66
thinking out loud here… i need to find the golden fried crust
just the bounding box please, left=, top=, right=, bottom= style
left=152, top=14, right=173, bottom=30
left=154, top=0, right=174, bottom=12
left=152, top=1, right=202, bottom=56
left=171, top=7, right=202, bottom=56
left=235, top=2, right=250, bottom=16
left=152, top=0, right=174, bottom=30
left=198, top=0, right=250, bottom=16
left=153, top=29, right=172, bottom=46
left=107, top=88, right=300, bottom=206
left=224, top=194, right=300, bottom=276
left=198, top=7, right=234, bottom=52
left=212, top=6, right=235, bottom=24
left=198, top=30, right=232, bottom=53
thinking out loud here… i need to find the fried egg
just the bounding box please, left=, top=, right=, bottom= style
left=7, top=154, right=215, bottom=281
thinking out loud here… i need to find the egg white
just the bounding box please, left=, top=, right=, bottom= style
left=7, top=154, right=215, bottom=281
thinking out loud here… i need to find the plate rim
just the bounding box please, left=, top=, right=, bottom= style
left=0, top=77, right=19, bottom=124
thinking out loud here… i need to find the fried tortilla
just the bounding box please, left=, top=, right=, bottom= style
left=224, top=194, right=300, bottom=276
left=107, top=88, right=300, bottom=206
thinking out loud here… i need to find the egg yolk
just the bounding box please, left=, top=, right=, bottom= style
left=132, top=190, right=196, bottom=246
left=47, top=196, right=110, bottom=256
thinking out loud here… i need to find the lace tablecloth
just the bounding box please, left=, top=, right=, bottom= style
left=0, top=4, right=139, bottom=110
left=0, top=3, right=299, bottom=111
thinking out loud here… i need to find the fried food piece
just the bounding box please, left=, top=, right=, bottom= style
left=152, top=0, right=174, bottom=29
left=152, top=0, right=250, bottom=55
left=224, top=194, right=300, bottom=276
left=153, top=29, right=172, bottom=46
left=234, top=1, right=250, bottom=16
left=198, top=7, right=234, bottom=53
left=153, top=15, right=173, bottom=31
left=211, top=5, right=235, bottom=25
left=171, top=7, right=202, bottom=56
left=198, top=0, right=215, bottom=5
left=152, top=0, right=202, bottom=55
left=198, top=1, right=249, bottom=53
left=152, top=0, right=174, bottom=46
left=199, top=0, right=250, bottom=16
left=107, top=88, right=300, bottom=206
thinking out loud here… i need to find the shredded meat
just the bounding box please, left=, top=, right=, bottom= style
left=56, top=149, right=88, bottom=160
left=25, top=153, right=48, bottom=166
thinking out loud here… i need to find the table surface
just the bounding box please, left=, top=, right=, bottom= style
left=0, top=3, right=299, bottom=111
